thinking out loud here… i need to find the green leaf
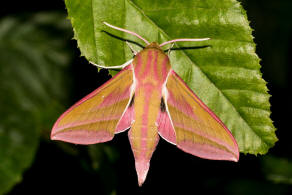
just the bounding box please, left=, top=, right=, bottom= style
left=0, top=13, right=72, bottom=194
left=261, top=156, right=292, bottom=184
left=65, top=0, right=277, bottom=154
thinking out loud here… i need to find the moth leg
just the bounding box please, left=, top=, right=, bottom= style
left=90, top=59, right=133, bottom=69
left=126, top=41, right=138, bottom=55
left=167, top=43, right=175, bottom=56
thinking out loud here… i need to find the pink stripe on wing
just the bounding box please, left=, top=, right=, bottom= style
left=92, top=87, right=130, bottom=110
left=178, top=140, right=238, bottom=162
left=53, top=114, right=122, bottom=132
left=172, top=122, right=237, bottom=154
left=52, top=129, right=113, bottom=145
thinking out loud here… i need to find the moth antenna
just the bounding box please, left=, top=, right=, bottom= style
left=103, top=22, right=150, bottom=45
left=159, top=38, right=210, bottom=47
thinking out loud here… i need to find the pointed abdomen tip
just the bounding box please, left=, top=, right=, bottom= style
left=135, top=161, right=150, bottom=186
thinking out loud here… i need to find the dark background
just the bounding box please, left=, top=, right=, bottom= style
left=1, top=0, right=291, bottom=194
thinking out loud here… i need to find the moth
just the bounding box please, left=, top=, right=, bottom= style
left=51, top=22, right=239, bottom=186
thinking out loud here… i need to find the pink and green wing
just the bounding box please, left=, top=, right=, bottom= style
left=157, top=107, right=176, bottom=145
left=158, top=70, right=239, bottom=161
left=51, top=66, right=134, bottom=144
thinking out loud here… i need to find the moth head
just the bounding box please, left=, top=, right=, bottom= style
left=145, top=42, right=162, bottom=50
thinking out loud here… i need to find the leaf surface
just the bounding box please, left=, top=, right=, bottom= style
left=0, top=13, right=72, bottom=194
left=65, top=0, right=277, bottom=154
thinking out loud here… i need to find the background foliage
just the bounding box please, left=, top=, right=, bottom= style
left=0, top=0, right=291, bottom=194
left=0, top=13, right=72, bottom=194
